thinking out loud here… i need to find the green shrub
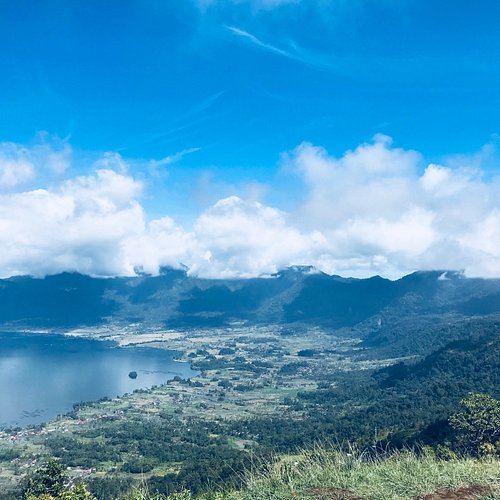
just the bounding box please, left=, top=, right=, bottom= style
left=449, top=393, right=500, bottom=456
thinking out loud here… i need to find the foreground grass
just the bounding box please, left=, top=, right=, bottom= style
left=124, top=447, right=499, bottom=500
left=24, top=448, right=499, bottom=499
left=238, top=448, right=499, bottom=499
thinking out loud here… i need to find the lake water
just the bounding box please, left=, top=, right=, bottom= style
left=0, top=332, right=196, bottom=428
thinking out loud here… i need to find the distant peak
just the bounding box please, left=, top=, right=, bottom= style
left=159, top=265, right=188, bottom=276
left=277, top=266, right=323, bottom=277
left=398, top=270, right=466, bottom=283
left=438, top=270, right=465, bottom=280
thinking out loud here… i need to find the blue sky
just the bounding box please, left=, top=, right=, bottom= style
left=1, top=0, right=500, bottom=278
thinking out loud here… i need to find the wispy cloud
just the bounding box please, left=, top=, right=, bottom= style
left=225, top=24, right=480, bottom=82
left=225, top=25, right=339, bottom=73
left=117, top=91, right=225, bottom=153
left=226, top=26, right=294, bottom=59
left=149, top=147, right=201, bottom=171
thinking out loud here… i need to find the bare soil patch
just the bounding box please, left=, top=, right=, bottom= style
left=418, top=484, right=493, bottom=500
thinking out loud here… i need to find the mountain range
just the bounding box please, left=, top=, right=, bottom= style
left=1, top=267, right=499, bottom=342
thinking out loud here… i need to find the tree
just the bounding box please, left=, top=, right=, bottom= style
left=449, top=393, right=500, bottom=455
left=22, top=459, right=67, bottom=499
left=21, top=459, right=95, bottom=499
left=59, top=483, right=95, bottom=500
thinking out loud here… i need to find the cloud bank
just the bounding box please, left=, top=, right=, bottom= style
left=1, top=136, right=499, bottom=279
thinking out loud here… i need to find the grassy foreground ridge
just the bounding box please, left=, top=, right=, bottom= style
left=114, top=447, right=499, bottom=500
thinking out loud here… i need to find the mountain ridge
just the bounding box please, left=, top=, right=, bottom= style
left=1, top=267, right=500, bottom=333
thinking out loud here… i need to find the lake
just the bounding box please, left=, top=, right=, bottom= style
left=0, top=331, right=196, bottom=428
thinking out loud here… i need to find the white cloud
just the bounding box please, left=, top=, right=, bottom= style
left=190, top=196, right=324, bottom=278
left=0, top=169, right=145, bottom=277
left=92, top=152, right=129, bottom=174
left=0, top=136, right=500, bottom=279
left=0, top=158, right=35, bottom=189
left=420, top=163, right=480, bottom=197
left=284, top=136, right=500, bottom=278
left=0, top=143, right=37, bottom=188
left=288, top=135, right=422, bottom=229
left=0, top=137, right=72, bottom=190
left=458, top=210, right=500, bottom=276
left=334, top=208, right=436, bottom=257
left=0, top=166, right=319, bottom=279
left=123, top=217, right=196, bottom=276
left=45, top=142, right=72, bottom=174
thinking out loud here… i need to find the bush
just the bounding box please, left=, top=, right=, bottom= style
left=449, top=393, right=500, bottom=456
